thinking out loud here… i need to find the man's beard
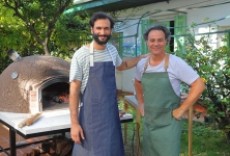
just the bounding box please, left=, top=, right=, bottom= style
left=92, top=34, right=111, bottom=45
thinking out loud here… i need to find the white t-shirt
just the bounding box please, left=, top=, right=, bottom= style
left=135, top=54, right=199, bottom=96
left=69, top=43, right=122, bottom=93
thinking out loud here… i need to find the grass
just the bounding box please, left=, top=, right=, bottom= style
left=118, top=92, right=230, bottom=156
left=180, top=122, right=230, bottom=156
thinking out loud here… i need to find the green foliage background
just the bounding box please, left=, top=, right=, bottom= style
left=0, top=2, right=91, bottom=72
left=175, top=33, right=230, bottom=138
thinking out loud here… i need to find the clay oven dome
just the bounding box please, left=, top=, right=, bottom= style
left=0, top=55, right=70, bottom=113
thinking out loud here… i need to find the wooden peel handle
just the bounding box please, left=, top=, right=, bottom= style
left=18, top=112, right=42, bottom=128
left=26, top=112, right=42, bottom=126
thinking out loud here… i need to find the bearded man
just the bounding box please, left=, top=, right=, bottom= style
left=69, top=11, right=144, bottom=156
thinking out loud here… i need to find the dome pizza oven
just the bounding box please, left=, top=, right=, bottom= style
left=0, top=51, right=70, bottom=113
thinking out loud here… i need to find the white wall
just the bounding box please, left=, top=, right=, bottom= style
left=187, top=2, right=230, bottom=28
left=116, top=68, right=135, bottom=93
left=114, top=0, right=230, bottom=92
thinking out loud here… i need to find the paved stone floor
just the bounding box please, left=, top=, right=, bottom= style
left=0, top=123, right=47, bottom=156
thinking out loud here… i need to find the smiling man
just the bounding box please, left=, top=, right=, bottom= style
left=134, top=25, right=205, bottom=156
left=69, top=12, right=144, bottom=156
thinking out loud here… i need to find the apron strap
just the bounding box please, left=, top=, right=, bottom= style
left=164, top=53, right=169, bottom=72
left=89, top=42, right=116, bottom=67
left=143, top=57, right=149, bottom=73
left=143, top=53, right=169, bottom=73
left=90, top=42, right=94, bottom=67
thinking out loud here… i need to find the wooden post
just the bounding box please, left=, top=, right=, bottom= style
left=124, top=101, right=129, bottom=144
left=188, top=106, right=193, bottom=156
left=135, top=110, right=141, bottom=156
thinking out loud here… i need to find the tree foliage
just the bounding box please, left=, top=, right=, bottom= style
left=0, top=4, right=28, bottom=50
left=0, top=4, right=29, bottom=72
left=1, top=0, right=72, bottom=55
left=52, top=13, right=91, bottom=58
left=0, top=1, right=91, bottom=73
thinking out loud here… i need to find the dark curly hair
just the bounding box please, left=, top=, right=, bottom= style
left=143, top=25, right=171, bottom=43
left=89, top=11, right=115, bottom=29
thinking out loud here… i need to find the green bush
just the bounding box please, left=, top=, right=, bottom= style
left=175, top=33, right=230, bottom=141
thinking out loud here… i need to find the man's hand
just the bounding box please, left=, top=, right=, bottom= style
left=71, top=124, right=85, bottom=144
left=117, top=54, right=149, bottom=71
left=139, top=53, right=149, bottom=59
left=173, top=78, right=205, bottom=120
left=172, top=108, right=185, bottom=120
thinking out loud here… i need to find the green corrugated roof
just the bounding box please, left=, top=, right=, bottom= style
left=64, top=0, right=169, bottom=15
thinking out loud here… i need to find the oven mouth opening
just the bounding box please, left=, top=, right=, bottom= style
left=41, top=81, right=69, bottom=111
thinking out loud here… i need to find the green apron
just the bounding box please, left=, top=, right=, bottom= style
left=141, top=54, right=181, bottom=156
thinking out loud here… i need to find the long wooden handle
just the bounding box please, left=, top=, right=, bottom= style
left=18, top=112, right=42, bottom=128
left=188, top=106, right=193, bottom=156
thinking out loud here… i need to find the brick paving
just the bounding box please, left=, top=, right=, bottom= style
left=0, top=123, right=47, bottom=156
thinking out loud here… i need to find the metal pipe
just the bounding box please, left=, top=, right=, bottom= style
left=7, top=49, right=21, bottom=62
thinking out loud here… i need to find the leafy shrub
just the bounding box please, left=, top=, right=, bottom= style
left=175, top=33, right=230, bottom=141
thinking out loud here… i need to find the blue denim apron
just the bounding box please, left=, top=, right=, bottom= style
left=142, top=54, right=181, bottom=156
left=72, top=61, right=124, bottom=156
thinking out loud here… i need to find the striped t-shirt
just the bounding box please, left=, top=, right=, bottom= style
left=69, top=43, right=122, bottom=93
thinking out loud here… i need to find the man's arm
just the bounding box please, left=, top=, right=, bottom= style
left=116, top=55, right=144, bottom=71
left=134, top=79, right=145, bottom=116
left=69, top=80, right=85, bottom=143
left=173, top=78, right=206, bottom=120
